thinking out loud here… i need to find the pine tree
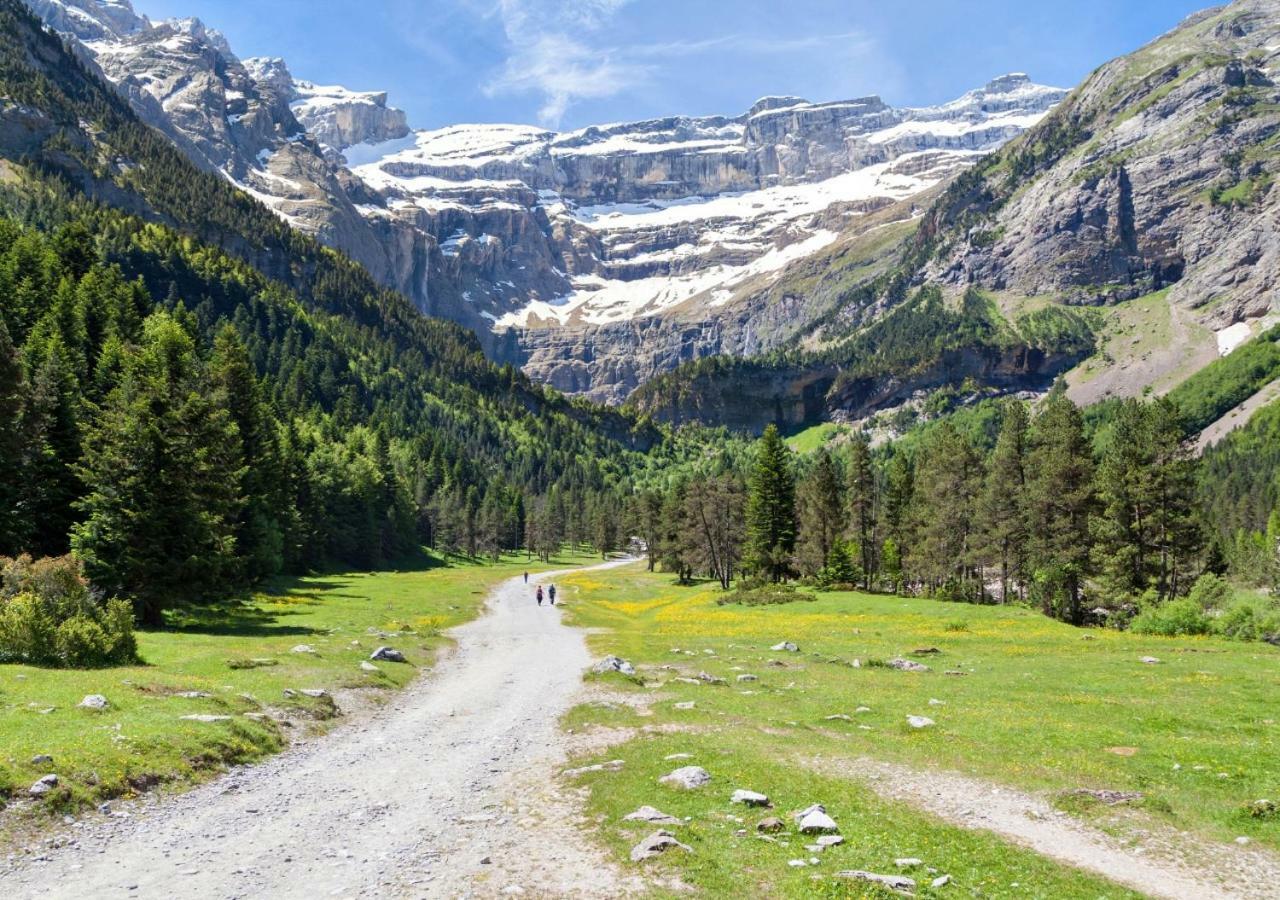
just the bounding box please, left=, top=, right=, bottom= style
left=846, top=436, right=877, bottom=588
left=795, top=448, right=845, bottom=577
left=0, top=319, right=25, bottom=554
left=1025, top=393, right=1094, bottom=623
left=882, top=451, right=913, bottom=566
left=72, top=312, right=244, bottom=625
left=745, top=425, right=797, bottom=582
left=976, top=401, right=1030, bottom=602
left=683, top=474, right=746, bottom=588
left=907, top=423, right=982, bottom=597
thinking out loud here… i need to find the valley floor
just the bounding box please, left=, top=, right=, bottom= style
left=558, top=564, right=1280, bottom=898
left=3, top=560, right=640, bottom=899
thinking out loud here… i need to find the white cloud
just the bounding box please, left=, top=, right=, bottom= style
left=481, top=0, right=884, bottom=128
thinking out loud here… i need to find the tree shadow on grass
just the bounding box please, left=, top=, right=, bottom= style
left=163, top=602, right=322, bottom=638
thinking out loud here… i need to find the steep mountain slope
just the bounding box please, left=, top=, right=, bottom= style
left=631, top=0, right=1280, bottom=432
left=0, top=0, right=659, bottom=514
left=26, top=0, right=1064, bottom=403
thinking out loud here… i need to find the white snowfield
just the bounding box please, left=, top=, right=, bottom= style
left=343, top=76, right=1063, bottom=328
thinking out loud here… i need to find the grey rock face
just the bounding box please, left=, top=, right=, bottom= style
left=78, top=694, right=109, bottom=710
left=28, top=774, right=59, bottom=797
left=591, top=656, right=636, bottom=676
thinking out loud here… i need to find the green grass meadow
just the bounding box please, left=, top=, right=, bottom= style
left=0, top=549, right=594, bottom=825
left=559, top=563, right=1280, bottom=895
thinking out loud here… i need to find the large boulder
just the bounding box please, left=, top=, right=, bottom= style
left=795, top=804, right=839, bottom=834
left=370, top=646, right=405, bottom=662
left=78, top=694, right=109, bottom=710
left=28, top=774, right=59, bottom=797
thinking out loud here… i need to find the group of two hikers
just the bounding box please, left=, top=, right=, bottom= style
left=523, top=571, right=556, bottom=606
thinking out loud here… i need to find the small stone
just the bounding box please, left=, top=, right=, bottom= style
left=895, top=858, right=923, bottom=867
left=370, top=647, right=405, bottom=663
left=564, top=759, right=625, bottom=777
left=1140, top=656, right=1161, bottom=665
left=928, top=698, right=945, bottom=706
left=674, top=701, right=696, bottom=710
left=180, top=714, right=231, bottom=723
left=736, top=674, right=758, bottom=682
left=932, top=874, right=952, bottom=888
left=787, top=859, right=808, bottom=868
left=175, top=691, right=211, bottom=699
left=888, top=658, right=930, bottom=672
left=480, top=856, right=492, bottom=865
left=360, top=661, right=379, bottom=672
left=834, top=871, right=916, bottom=893
left=660, top=766, right=711, bottom=790
left=592, top=655, right=636, bottom=677
left=855, top=706, right=872, bottom=713
left=30, top=754, right=53, bottom=766
left=757, top=816, right=785, bottom=833
left=300, top=689, right=329, bottom=698
left=771, top=641, right=799, bottom=652
left=623, top=806, right=681, bottom=825
left=78, top=694, right=109, bottom=710
left=290, top=644, right=316, bottom=654
left=731, top=789, right=770, bottom=807
left=816, top=835, right=844, bottom=847
left=907, top=715, right=935, bottom=729
left=824, top=714, right=852, bottom=721
left=664, top=753, right=694, bottom=760
left=695, top=671, right=726, bottom=685
left=1236, top=836, right=1251, bottom=845
left=29, top=774, right=59, bottom=797
left=630, top=830, right=691, bottom=862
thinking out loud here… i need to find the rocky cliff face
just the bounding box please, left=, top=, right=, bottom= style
left=26, top=0, right=1064, bottom=404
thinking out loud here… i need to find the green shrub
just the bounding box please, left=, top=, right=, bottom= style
left=1214, top=598, right=1280, bottom=642
left=0, top=593, right=58, bottom=664
left=1188, top=573, right=1232, bottom=610
left=718, top=584, right=814, bottom=606
left=1129, top=598, right=1212, bottom=636
left=0, top=555, right=137, bottom=667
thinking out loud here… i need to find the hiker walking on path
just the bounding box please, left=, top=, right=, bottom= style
left=523, top=571, right=528, bottom=584
left=548, top=584, right=557, bottom=605
left=536, top=585, right=543, bottom=606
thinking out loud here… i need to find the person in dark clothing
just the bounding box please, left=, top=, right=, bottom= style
left=548, top=584, right=557, bottom=605
left=523, top=571, right=528, bottom=584
left=536, top=585, right=543, bottom=606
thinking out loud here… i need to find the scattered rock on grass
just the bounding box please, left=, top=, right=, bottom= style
left=300, top=689, right=329, bottom=699
left=933, top=874, right=952, bottom=888
left=29, top=774, right=58, bottom=797
left=757, top=816, right=785, bottom=833
left=660, top=766, right=711, bottom=789
left=78, top=694, right=109, bottom=710
left=592, top=656, right=636, bottom=677
left=731, top=789, right=771, bottom=807
left=834, top=871, right=916, bottom=893
left=291, top=645, right=316, bottom=654
left=623, top=806, right=681, bottom=825
left=824, top=714, right=852, bottom=721
left=1140, top=656, right=1161, bottom=665
left=674, top=701, right=695, bottom=710
left=175, top=691, right=211, bottom=699
left=630, top=830, right=691, bottom=862
left=564, top=760, right=625, bottom=777
left=370, top=647, right=405, bottom=663
left=736, top=674, right=758, bottom=682
left=795, top=804, right=839, bottom=834
left=180, top=714, right=231, bottom=723
left=30, top=754, right=52, bottom=766
left=895, top=858, right=923, bottom=868
left=360, top=661, right=379, bottom=673
left=911, top=647, right=941, bottom=656
left=816, top=835, right=844, bottom=847
left=907, top=715, right=935, bottom=729
left=888, top=659, right=930, bottom=672
left=695, top=671, right=727, bottom=685
left=664, top=753, right=694, bottom=761
left=771, top=642, right=799, bottom=653
left=1064, top=789, right=1144, bottom=806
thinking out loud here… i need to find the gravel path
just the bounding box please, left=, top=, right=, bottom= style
left=6, top=560, right=640, bottom=900
left=808, top=755, right=1280, bottom=900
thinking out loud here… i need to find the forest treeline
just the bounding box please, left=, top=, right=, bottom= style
left=635, top=392, right=1280, bottom=638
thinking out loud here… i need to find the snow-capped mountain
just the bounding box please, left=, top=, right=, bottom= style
left=28, top=0, right=1066, bottom=402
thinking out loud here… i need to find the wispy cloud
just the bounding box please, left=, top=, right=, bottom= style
left=481, top=0, right=880, bottom=128
left=483, top=0, right=644, bottom=127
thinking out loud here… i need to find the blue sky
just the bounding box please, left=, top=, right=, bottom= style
left=133, top=0, right=1209, bottom=131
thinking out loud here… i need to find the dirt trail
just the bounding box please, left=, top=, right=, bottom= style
left=807, top=755, right=1280, bottom=900
left=5, top=560, right=641, bottom=900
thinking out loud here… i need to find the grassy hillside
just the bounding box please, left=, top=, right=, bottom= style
left=559, top=563, right=1280, bottom=888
